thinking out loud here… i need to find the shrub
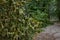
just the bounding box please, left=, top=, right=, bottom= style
left=0, top=0, right=50, bottom=40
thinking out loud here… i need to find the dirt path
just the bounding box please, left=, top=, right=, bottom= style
left=43, top=23, right=60, bottom=33
left=33, top=23, right=60, bottom=40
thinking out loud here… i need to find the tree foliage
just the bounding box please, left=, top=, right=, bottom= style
left=56, top=0, right=60, bottom=20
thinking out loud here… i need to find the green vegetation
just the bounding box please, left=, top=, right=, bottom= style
left=0, top=0, right=60, bottom=40
left=56, top=0, right=60, bottom=20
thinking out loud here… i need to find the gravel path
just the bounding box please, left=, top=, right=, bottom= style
left=33, top=23, right=60, bottom=40
left=43, top=23, right=60, bottom=40
left=44, top=23, right=60, bottom=33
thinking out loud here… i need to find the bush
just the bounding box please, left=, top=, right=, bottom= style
left=0, top=0, right=50, bottom=40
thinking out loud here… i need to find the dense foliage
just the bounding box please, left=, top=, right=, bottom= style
left=56, top=0, right=60, bottom=20
left=0, top=0, right=57, bottom=40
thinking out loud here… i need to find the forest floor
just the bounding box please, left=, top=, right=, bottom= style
left=33, top=22, right=60, bottom=40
